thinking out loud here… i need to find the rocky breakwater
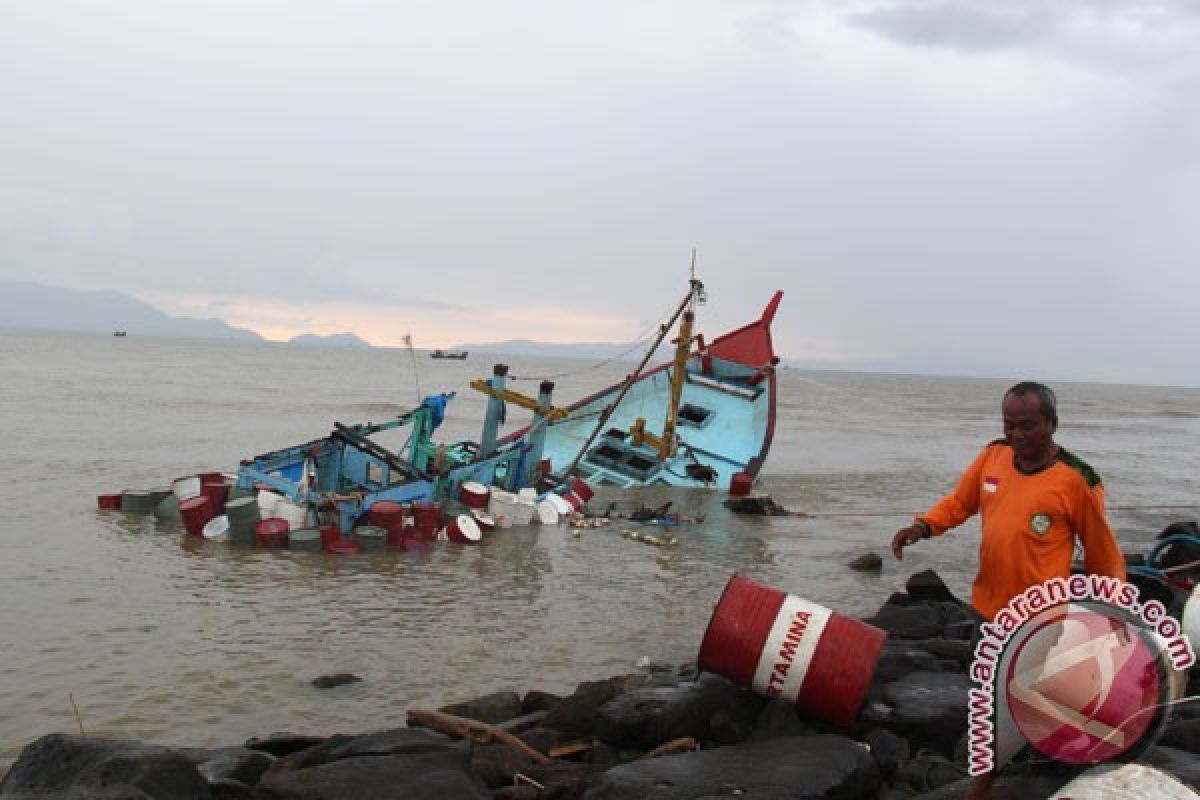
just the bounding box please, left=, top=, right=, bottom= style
left=3, top=570, right=1199, bottom=799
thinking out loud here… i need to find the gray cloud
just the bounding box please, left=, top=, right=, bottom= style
left=0, top=1, right=1198, bottom=384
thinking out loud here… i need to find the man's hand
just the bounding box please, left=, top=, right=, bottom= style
left=891, top=520, right=930, bottom=559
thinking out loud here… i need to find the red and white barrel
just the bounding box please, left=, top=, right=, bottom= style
left=179, top=496, right=214, bottom=537
left=569, top=478, right=594, bottom=503
left=254, top=518, right=290, bottom=548
left=444, top=514, right=482, bottom=544
left=368, top=501, right=406, bottom=528
left=470, top=509, right=495, bottom=533
left=97, top=493, right=123, bottom=510
left=459, top=481, right=491, bottom=510
left=412, top=502, right=442, bottom=537
left=697, top=574, right=886, bottom=730
left=563, top=491, right=583, bottom=513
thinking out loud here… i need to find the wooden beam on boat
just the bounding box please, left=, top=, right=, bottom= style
left=469, top=380, right=568, bottom=421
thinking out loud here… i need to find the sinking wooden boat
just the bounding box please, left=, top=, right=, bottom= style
left=234, top=279, right=782, bottom=530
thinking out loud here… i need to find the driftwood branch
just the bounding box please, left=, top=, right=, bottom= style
left=642, top=737, right=698, bottom=759
left=406, top=709, right=551, bottom=764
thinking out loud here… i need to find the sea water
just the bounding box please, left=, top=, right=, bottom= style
left=1, top=329, right=1197, bottom=769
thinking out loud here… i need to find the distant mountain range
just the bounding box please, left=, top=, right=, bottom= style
left=288, top=332, right=372, bottom=347
left=0, top=279, right=263, bottom=340
left=0, top=279, right=374, bottom=347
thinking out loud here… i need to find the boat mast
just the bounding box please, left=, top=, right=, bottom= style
left=562, top=278, right=703, bottom=479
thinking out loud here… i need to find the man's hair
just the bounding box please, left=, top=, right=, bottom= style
left=1004, top=381, right=1057, bottom=423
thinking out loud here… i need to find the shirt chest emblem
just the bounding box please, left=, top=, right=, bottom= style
left=983, top=476, right=999, bottom=493
left=1030, top=513, right=1052, bottom=535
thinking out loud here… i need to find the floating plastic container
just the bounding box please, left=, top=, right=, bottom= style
left=459, top=481, right=491, bottom=510
left=274, top=499, right=310, bottom=530
left=153, top=493, right=183, bottom=524
left=172, top=476, right=202, bottom=502
left=224, top=496, right=260, bottom=546
left=569, top=478, right=595, bottom=503
left=698, top=574, right=886, bottom=730
left=535, top=499, right=560, bottom=525
left=543, top=493, right=573, bottom=517
left=201, top=481, right=229, bottom=515
left=386, top=525, right=410, bottom=548
left=445, top=515, right=482, bottom=543
left=120, top=490, right=157, bottom=514
left=326, top=540, right=363, bottom=555
left=368, top=501, right=406, bottom=527
left=512, top=488, right=537, bottom=526
left=97, top=494, right=123, bottom=511
left=254, top=518, right=290, bottom=548
left=179, top=496, right=215, bottom=537
left=287, top=528, right=322, bottom=551
left=470, top=510, right=495, bottom=532
left=488, top=490, right=519, bottom=528
left=257, top=490, right=281, bottom=517
left=412, top=502, right=442, bottom=535
left=350, top=525, right=387, bottom=553
left=319, top=524, right=342, bottom=549
left=729, top=472, right=754, bottom=497
left=201, top=515, right=230, bottom=541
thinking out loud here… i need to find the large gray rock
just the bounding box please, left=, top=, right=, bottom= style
left=860, top=672, right=970, bottom=756
left=0, top=734, right=211, bottom=799
left=255, top=751, right=489, bottom=799
left=265, top=728, right=458, bottom=772
left=439, top=690, right=523, bottom=725
left=871, top=644, right=944, bottom=685
left=594, top=676, right=762, bottom=751
left=541, top=674, right=658, bottom=738
left=864, top=606, right=945, bottom=640
left=583, top=735, right=879, bottom=800
left=243, top=733, right=327, bottom=759
left=180, top=746, right=275, bottom=786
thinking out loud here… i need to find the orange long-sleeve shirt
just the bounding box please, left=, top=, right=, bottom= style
left=919, top=441, right=1126, bottom=620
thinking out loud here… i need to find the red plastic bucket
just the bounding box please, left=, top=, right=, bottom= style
left=444, top=514, right=482, bottom=544
left=729, top=472, right=753, bottom=497
left=697, top=574, right=886, bottom=730
left=569, top=478, right=594, bottom=503
left=368, top=501, right=406, bottom=528
left=201, top=481, right=229, bottom=515
left=179, top=496, right=214, bottom=537
left=319, top=524, right=342, bottom=548
left=97, top=493, right=123, bottom=510
left=412, top=502, right=442, bottom=535
left=254, top=518, right=290, bottom=548
left=458, top=481, right=491, bottom=509
left=386, top=525, right=409, bottom=548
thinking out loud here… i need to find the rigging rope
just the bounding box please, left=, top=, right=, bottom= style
left=507, top=298, right=681, bottom=382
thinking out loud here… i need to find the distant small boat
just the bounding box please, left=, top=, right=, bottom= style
left=431, top=349, right=468, bottom=360
left=112, top=330, right=127, bottom=337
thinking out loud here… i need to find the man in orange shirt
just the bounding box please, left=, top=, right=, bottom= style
left=891, top=381, right=1125, bottom=617
left=891, top=381, right=1126, bottom=798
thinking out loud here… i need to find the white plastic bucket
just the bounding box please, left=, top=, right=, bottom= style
left=274, top=499, right=309, bottom=530
left=488, top=490, right=519, bottom=528
left=202, top=515, right=230, bottom=541
left=257, top=490, right=280, bottom=516
left=536, top=499, right=560, bottom=525
left=172, top=476, right=202, bottom=502
left=544, top=493, right=573, bottom=517
left=511, top=488, right=537, bottom=525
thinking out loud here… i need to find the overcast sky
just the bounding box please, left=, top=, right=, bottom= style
left=2, top=1, right=1197, bottom=385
